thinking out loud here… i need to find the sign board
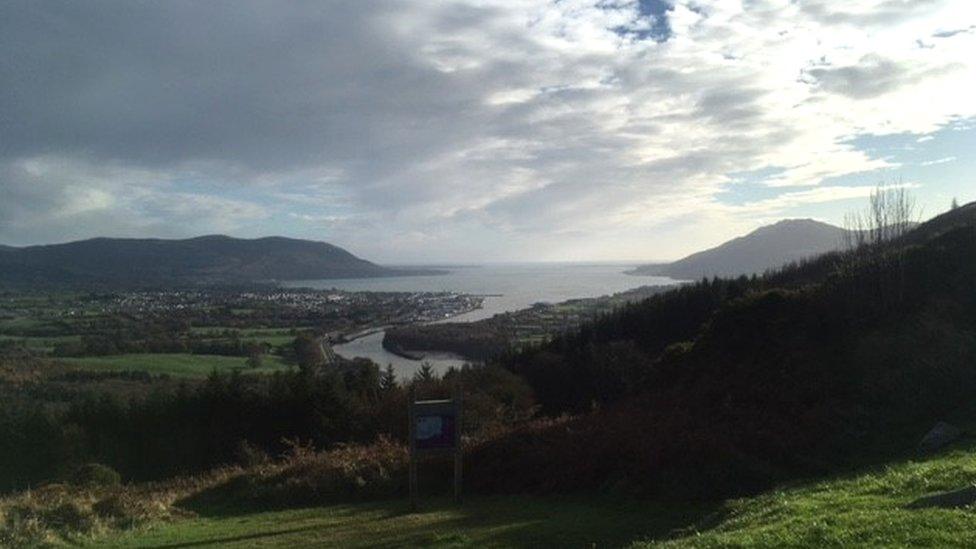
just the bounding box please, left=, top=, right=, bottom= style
left=415, top=413, right=456, bottom=450
left=409, top=386, right=462, bottom=508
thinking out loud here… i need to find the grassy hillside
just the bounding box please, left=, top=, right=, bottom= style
left=97, top=495, right=699, bottom=548
left=489, top=202, right=976, bottom=498
left=653, top=438, right=976, bottom=547
left=6, top=433, right=976, bottom=547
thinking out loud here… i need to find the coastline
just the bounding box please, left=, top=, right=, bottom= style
left=337, top=296, right=488, bottom=344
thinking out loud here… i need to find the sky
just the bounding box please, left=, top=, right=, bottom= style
left=1, top=0, right=974, bottom=263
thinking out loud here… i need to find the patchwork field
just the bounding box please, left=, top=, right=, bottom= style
left=189, top=326, right=310, bottom=347
left=59, top=353, right=293, bottom=378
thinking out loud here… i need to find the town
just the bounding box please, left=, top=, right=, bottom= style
left=0, top=287, right=484, bottom=375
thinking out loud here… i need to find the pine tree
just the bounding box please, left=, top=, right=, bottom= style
left=414, top=362, right=436, bottom=383
left=952, top=197, right=960, bottom=210
left=379, top=364, right=397, bottom=391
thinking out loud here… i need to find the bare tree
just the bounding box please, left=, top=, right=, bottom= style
left=844, top=182, right=919, bottom=250
left=842, top=182, right=922, bottom=308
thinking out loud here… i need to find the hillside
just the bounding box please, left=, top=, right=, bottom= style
left=0, top=235, right=440, bottom=287
left=493, top=202, right=976, bottom=497
left=106, top=437, right=976, bottom=547
left=1, top=203, right=974, bottom=546
left=628, top=218, right=847, bottom=279
left=653, top=437, right=976, bottom=547
left=8, top=407, right=976, bottom=546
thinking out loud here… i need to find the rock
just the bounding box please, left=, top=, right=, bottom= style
left=917, top=422, right=963, bottom=455
left=907, top=485, right=976, bottom=509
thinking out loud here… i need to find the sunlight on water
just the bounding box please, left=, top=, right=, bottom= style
left=286, top=263, right=680, bottom=378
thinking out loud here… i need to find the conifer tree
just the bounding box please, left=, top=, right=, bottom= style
left=380, top=364, right=398, bottom=391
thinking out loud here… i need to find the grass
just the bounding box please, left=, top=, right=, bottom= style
left=59, top=353, right=293, bottom=378
left=10, top=436, right=976, bottom=547
left=645, top=443, right=976, bottom=548
left=96, top=495, right=700, bottom=548
left=96, top=440, right=976, bottom=548
left=190, top=326, right=308, bottom=347
left=0, top=334, right=81, bottom=351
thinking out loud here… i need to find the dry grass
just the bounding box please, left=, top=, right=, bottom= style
left=0, top=477, right=201, bottom=547
left=0, top=437, right=409, bottom=547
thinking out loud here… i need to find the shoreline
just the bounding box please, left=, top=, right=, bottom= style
left=379, top=339, right=426, bottom=361
left=337, top=298, right=489, bottom=344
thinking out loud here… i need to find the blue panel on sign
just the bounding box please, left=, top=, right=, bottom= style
left=415, top=413, right=456, bottom=449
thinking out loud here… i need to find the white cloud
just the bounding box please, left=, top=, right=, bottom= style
left=920, top=156, right=957, bottom=166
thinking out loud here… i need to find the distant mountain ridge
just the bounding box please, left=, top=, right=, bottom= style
left=629, top=219, right=848, bottom=279
left=0, top=235, right=440, bottom=287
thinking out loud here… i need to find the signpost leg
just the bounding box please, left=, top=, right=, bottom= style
left=408, top=385, right=418, bottom=511
left=453, top=384, right=463, bottom=505
left=409, top=456, right=418, bottom=511
left=453, top=450, right=462, bottom=505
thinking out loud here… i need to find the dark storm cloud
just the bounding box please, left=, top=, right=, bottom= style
left=0, top=1, right=490, bottom=175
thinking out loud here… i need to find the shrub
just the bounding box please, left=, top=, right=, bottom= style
left=179, top=437, right=409, bottom=511
left=41, top=501, right=97, bottom=535
left=1, top=506, right=50, bottom=547
left=70, top=463, right=121, bottom=488
left=91, top=495, right=127, bottom=519
left=92, top=493, right=155, bottom=529
left=235, top=440, right=271, bottom=467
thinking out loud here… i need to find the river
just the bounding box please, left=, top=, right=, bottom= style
left=284, top=262, right=679, bottom=379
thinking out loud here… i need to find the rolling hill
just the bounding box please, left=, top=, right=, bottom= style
left=0, top=235, right=439, bottom=287
left=494, top=201, right=976, bottom=498
left=629, top=218, right=848, bottom=279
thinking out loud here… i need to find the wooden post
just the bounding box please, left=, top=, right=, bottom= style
left=453, top=383, right=463, bottom=505
left=408, top=384, right=418, bottom=511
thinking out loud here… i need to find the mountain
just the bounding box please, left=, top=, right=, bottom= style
left=0, top=235, right=439, bottom=287
left=0, top=245, right=16, bottom=252
left=628, top=218, right=848, bottom=279
left=487, top=201, right=976, bottom=499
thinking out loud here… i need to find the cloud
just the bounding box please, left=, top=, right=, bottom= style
left=804, top=55, right=944, bottom=100
left=1, top=0, right=974, bottom=259
left=0, top=156, right=268, bottom=245
left=798, top=0, right=947, bottom=27
left=920, top=156, right=957, bottom=166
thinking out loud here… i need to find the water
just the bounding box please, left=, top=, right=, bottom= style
left=328, top=330, right=469, bottom=380
left=284, top=263, right=680, bottom=378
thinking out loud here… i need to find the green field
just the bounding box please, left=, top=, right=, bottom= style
left=97, top=495, right=701, bottom=548
left=190, top=326, right=308, bottom=346
left=60, top=353, right=293, bottom=378
left=0, top=333, right=81, bottom=351
left=93, top=440, right=976, bottom=547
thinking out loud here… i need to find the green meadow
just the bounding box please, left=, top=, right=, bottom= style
left=59, top=353, right=293, bottom=378
left=97, top=495, right=701, bottom=548
left=88, top=438, right=976, bottom=548
left=190, top=326, right=310, bottom=346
